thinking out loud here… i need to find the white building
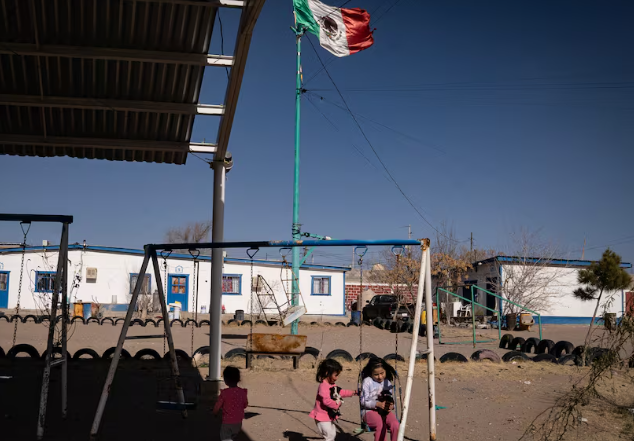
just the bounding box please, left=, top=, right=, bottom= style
left=0, top=245, right=349, bottom=317
left=460, top=256, right=632, bottom=324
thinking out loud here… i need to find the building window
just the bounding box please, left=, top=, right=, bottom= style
left=36, top=272, right=57, bottom=293
left=170, top=276, right=187, bottom=294
left=0, top=273, right=7, bottom=291
left=222, top=274, right=241, bottom=295
left=311, top=276, right=331, bottom=296
left=130, top=274, right=151, bottom=295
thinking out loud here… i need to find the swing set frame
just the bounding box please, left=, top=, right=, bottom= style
left=90, top=238, right=437, bottom=441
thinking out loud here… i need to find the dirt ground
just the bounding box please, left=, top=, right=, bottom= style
left=1, top=321, right=632, bottom=440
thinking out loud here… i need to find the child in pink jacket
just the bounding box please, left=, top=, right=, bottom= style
left=309, top=359, right=357, bottom=441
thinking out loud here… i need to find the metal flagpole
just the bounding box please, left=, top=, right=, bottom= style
left=290, top=24, right=305, bottom=335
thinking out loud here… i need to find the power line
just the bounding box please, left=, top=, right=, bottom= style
left=304, top=35, right=467, bottom=243
left=371, top=0, right=404, bottom=26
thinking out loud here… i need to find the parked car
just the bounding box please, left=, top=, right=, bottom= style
left=362, top=295, right=412, bottom=322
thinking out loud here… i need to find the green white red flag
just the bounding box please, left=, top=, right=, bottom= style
left=293, top=0, right=374, bottom=57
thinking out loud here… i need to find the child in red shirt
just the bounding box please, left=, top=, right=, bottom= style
left=309, top=359, right=357, bottom=441
left=213, top=366, right=248, bottom=441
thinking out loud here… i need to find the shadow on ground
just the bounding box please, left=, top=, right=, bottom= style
left=0, top=358, right=255, bottom=441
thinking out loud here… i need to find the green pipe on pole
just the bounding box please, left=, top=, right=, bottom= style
left=291, top=27, right=304, bottom=335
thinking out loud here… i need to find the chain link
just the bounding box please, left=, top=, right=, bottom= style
left=358, top=255, right=363, bottom=372
left=163, top=256, right=168, bottom=357
left=12, top=223, right=31, bottom=348
left=190, top=258, right=197, bottom=356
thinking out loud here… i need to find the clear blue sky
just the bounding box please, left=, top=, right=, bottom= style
left=1, top=0, right=632, bottom=268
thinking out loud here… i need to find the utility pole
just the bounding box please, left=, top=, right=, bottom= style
left=401, top=225, right=412, bottom=253
left=470, top=232, right=473, bottom=261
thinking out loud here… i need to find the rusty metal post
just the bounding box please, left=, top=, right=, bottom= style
left=36, top=222, right=68, bottom=440
left=60, top=224, right=69, bottom=419
left=151, top=249, right=187, bottom=418
left=424, top=244, right=437, bottom=440
left=89, top=249, right=151, bottom=439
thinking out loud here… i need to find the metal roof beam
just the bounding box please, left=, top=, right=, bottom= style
left=0, top=43, right=233, bottom=67
left=0, top=134, right=216, bottom=153
left=189, top=143, right=218, bottom=154
left=126, top=0, right=245, bottom=6
left=0, top=94, right=224, bottom=116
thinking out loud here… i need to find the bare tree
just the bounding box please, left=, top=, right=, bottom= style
left=493, top=228, right=569, bottom=315
left=165, top=221, right=212, bottom=244
left=369, top=247, right=421, bottom=308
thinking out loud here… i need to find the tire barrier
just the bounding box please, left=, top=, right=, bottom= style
left=41, top=347, right=66, bottom=359
left=355, top=352, right=377, bottom=362
left=145, top=319, right=157, bottom=327
left=325, top=349, right=353, bottom=362
left=71, top=316, right=86, bottom=325
left=346, top=322, right=359, bottom=327
left=508, top=337, right=525, bottom=351
left=335, top=322, right=346, bottom=327
left=199, top=319, right=211, bottom=327
left=102, top=347, right=131, bottom=359
left=134, top=349, right=162, bottom=360
left=322, top=322, right=333, bottom=327
left=439, top=352, right=468, bottom=363
left=471, top=349, right=501, bottom=363
left=362, top=320, right=372, bottom=326
left=131, top=319, right=145, bottom=327
left=373, top=318, right=382, bottom=328
left=536, top=339, right=555, bottom=355
left=241, top=320, right=252, bottom=327
left=521, top=337, right=540, bottom=354
left=304, top=347, right=320, bottom=359
left=99, top=317, right=115, bottom=326
left=115, top=318, right=126, bottom=326
left=0, top=346, right=5, bottom=357
left=156, top=319, right=164, bottom=326
left=585, top=347, right=611, bottom=366
left=22, top=314, right=38, bottom=323
left=170, top=319, right=184, bottom=327
left=86, top=317, right=100, bottom=325
left=499, top=334, right=514, bottom=349
left=399, top=321, right=410, bottom=333
left=10, top=314, right=22, bottom=323
left=184, top=319, right=197, bottom=328
left=227, top=319, right=240, bottom=327
left=558, top=354, right=582, bottom=366
left=7, top=344, right=40, bottom=358
left=193, top=346, right=211, bottom=358
left=40, top=315, right=51, bottom=323
left=501, top=351, right=531, bottom=363
left=0, top=315, right=10, bottom=323
left=532, top=353, right=558, bottom=363
left=552, top=341, right=574, bottom=358
left=384, top=353, right=405, bottom=362
left=225, top=348, right=246, bottom=360
left=73, top=348, right=100, bottom=359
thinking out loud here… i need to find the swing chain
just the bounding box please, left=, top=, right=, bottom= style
left=189, top=252, right=198, bottom=357
left=12, top=222, right=31, bottom=348
left=162, top=253, right=169, bottom=357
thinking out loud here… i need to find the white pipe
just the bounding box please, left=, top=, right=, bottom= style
left=424, top=247, right=437, bottom=440
left=396, top=240, right=429, bottom=441
left=210, top=160, right=226, bottom=385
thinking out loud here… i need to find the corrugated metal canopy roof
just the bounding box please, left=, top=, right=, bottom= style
left=0, top=0, right=264, bottom=165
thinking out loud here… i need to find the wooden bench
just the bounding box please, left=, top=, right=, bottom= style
left=245, top=333, right=307, bottom=370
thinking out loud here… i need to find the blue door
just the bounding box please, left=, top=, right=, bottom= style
left=167, top=274, right=188, bottom=312
left=0, top=272, right=9, bottom=309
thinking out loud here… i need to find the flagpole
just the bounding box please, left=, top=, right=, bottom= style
left=291, top=25, right=305, bottom=336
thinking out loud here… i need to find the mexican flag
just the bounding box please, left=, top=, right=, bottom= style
left=293, top=0, right=374, bottom=57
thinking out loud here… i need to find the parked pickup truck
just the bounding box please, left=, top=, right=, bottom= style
left=362, top=295, right=413, bottom=322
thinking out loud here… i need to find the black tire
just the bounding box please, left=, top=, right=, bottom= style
left=170, top=319, right=184, bottom=327
left=7, top=344, right=40, bottom=358
left=22, top=314, right=38, bottom=323
left=145, top=319, right=157, bottom=327
left=572, top=345, right=585, bottom=357
left=129, top=318, right=144, bottom=327
left=39, top=315, right=51, bottom=323
left=508, top=337, right=525, bottom=351
left=102, top=347, right=131, bottom=359
left=536, top=339, right=555, bottom=354
left=416, top=352, right=436, bottom=361
left=502, top=351, right=531, bottom=363
left=322, top=322, right=333, bottom=327
left=0, top=315, right=10, bottom=322
left=56, top=315, right=64, bottom=323
left=355, top=352, right=377, bottom=362
left=241, top=320, right=252, bottom=327
left=439, top=352, right=468, bottom=363
left=499, top=334, right=514, bottom=349
left=373, top=318, right=382, bottom=328
left=346, top=322, right=359, bottom=327
left=471, top=349, right=501, bottom=363
left=193, top=346, right=210, bottom=357
left=381, top=320, right=392, bottom=330
left=310, top=321, right=320, bottom=327
left=552, top=341, right=574, bottom=358
left=156, top=318, right=164, bottom=326
left=384, top=353, right=405, bottom=362
left=86, top=317, right=100, bottom=325
left=532, top=353, right=558, bottom=363
left=71, top=316, right=86, bottom=325
left=225, top=348, right=246, bottom=360
left=73, top=348, right=100, bottom=359
left=585, top=347, right=611, bottom=366
left=335, top=322, right=346, bottom=327
left=10, top=314, right=22, bottom=323
left=134, top=348, right=162, bottom=360
left=558, top=354, right=582, bottom=366
left=325, top=349, right=353, bottom=362
left=184, top=319, right=197, bottom=327
left=101, top=317, right=115, bottom=326
left=400, top=321, right=410, bottom=333
left=115, top=318, right=125, bottom=326
left=41, top=347, right=66, bottom=359
left=362, top=320, right=372, bottom=326
left=304, top=347, right=320, bottom=358
left=407, top=323, right=414, bottom=334
left=521, top=338, right=540, bottom=354
left=0, top=346, right=5, bottom=358
left=389, top=321, right=401, bottom=333
left=227, top=319, right=240, bottom=327
left=199, top=319, right=211, bottom=327
left=163, top=349, right=191, bottom=360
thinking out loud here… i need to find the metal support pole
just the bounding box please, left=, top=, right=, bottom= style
left=60, top=224, right=69, bottom=419
left=37, top=223, right=68, bottom=440
left=210, top=160, right=226, bottom=384
left=151, top=250, right=187, bottom=417
left=290, top=27, right=304, bottom=336
left=424, top=246, right=437, bottom=440
left=397, top=240, right=435, bottom=441
left=471, top=286, right=476, bottom=348
left=89, top=251, right=151, bottom=439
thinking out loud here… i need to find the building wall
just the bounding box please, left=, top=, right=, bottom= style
left=0, top=248, right=347, bottom=316
left=462, top=262, right=625, bottom=322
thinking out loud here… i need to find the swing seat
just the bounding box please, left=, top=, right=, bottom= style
left=281, top=305, right=306, bottom=326
left=156, top=401, right=197, bottom=411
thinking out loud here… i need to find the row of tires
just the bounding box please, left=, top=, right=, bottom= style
left=441, top=348, right=624, bottom=366
left=500, top=334, right=577, bottom=358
